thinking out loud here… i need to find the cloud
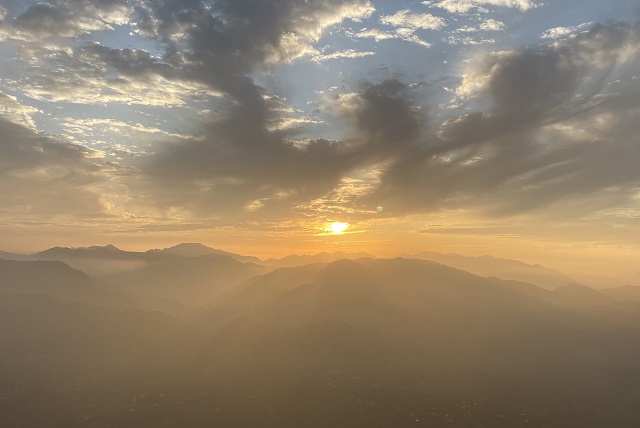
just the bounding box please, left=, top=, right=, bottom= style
left=0, top=99, right=106, bottom=217
left=352, top=28, right=399, bottom=42
left=338, top=80, right=423, bottom=147
left=0, top=92, right=40, bottom=130
left=1, top=0, right=637, bottom=247
left=377, top=9, right=445, bottom=47
left=424, top=0, right=537, bottom=14
left=142, top=79, right=423, bottom=218
left=539, top=22, right=595, bottom=40
left=94, top=0, right=421, bottom=220
left=448, top=19, right=505, bottom=45
left=480, top=19, right=506, bottom=31
left=62, top=118, right=198, bottom=141
left=363, top=21, right=640, bottom=228
left=446, top=34, right=495, bottom=45
left=5, top=0, right=377, bottom=111
left=10, top=0, right=131, bottom=39
left=380, top=10, right=445, bottom=31
left=311, top=49, right=375, bottom=63
left=15, top=43, right=219, bottom=106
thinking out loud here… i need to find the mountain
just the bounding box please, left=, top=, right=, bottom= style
left=553, top=282, right=640, bottom=317
left=0, top=293, right=184, bottom=427
left=4, top=255, right=640, bottom=427
left=36, top=244, right=125, bottom=259
left=0, top=260, right=139, bottom=310
left=181, top=258, right=640, bottom=427
left=148, top=242, right=263, bottom=264
left=32, top=245, right=181, bottom=277
left=0, top=250, right=30, bottom=261
left=104, top=254, right=270, bottom=305
left=554, top=283, right=617, bottom=304
left=407, top=251, right=575, bottom=290
left=264, top=251, right=375, bottom=268
left=601, top=285, right=640, bottom=303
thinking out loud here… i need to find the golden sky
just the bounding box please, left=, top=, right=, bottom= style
left=0, top=0, right=639, bottom=285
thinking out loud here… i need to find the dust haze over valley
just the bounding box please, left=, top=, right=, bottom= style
left=2, top=0, right=640, bottom=426
left=2, top=244, right=640, bottom=427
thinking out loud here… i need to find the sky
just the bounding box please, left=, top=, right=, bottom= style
left=0, top=0, right=639, bottom=283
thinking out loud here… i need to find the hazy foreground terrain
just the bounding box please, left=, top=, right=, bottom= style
left=2, top=244, right=640, bottom=427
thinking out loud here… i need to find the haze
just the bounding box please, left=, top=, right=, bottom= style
left=1, top=0, right=640, bottom=426
left=3, top=243, right=640, bottom=427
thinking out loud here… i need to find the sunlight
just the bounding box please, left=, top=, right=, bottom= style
left=327, top=221, right=349, bottom=234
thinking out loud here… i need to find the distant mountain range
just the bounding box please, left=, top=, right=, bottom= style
left=601, top=284, right=640, bottom=303
left=104, top=253, right=270, bottom=305
left=182, top=257, right=640, bottom=427
left=3, top=249, right=640, bottom=426
left=147, top=242, right=263, bottom=264
left=0, top=244, right=633, bottom=293
left=405, top=251, right=576, bottom=290
left=263, top=251, right=375, bottom=267
left=0, top=249, right=30, bottom=261
left=0, top=243, right=264, bottom=277
left=0, top=259, right=139, bottom=310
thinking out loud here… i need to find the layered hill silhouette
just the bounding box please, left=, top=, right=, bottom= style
left=264, top=251, right=374, bottom=267
left=0, top=260, right=138, bottom=310
left=147, top=243, right=263, bottom=264
left=0, top=250, right=30, bottom=261
left=601, top=284, right=640, bottom=303
left=104, top=253, right=270, bottom=305
left=1, top=244, right=265, bottom=278
left=170, top=258, right=640, bottom=427
left=31, top=244, right=186, bottom=277
left=2, top=248, right=640, bottom=427
left=406, top=251, right=575, bottom=290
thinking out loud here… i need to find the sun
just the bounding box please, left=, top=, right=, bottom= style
left=327, top=221, right=349, bottom=234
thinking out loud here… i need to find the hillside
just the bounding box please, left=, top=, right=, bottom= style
left=3, top=257, right=640, bottom=427
left=264, top=251, right=375, bottom=268
left=0, top=260, right=139, bottom=310
left=601, top=285, right=640, bottom=303
left=147, top=243, right=263, bottom=264
left=407, top=251, right=575, bottom=290
left=170, top=258, right=640, bottom=427
left=104, top=254, right=271, bottom=305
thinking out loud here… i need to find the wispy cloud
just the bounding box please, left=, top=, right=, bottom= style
left=423, top=0, right=537, bottom=14
left=375, top=9, right=446, bottom=47
left=311, top=49, right=375, bottom=62
left=539, top=22, right=595, bottom=40
left=380, top=10, right=446, bottom=31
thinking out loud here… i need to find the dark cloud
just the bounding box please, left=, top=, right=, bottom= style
left=3, top=0, right=638, bottom=235
left=12, top=0, right=130, bottom=38
left=366, top=21, right=640, bottom=219
left=144, top=78, right=423, bottom=216
left=82, top=1, right=377, bottom=219
left=0, top=114, right=105, bottom=217
left=350, top=79, right=422, bottom=146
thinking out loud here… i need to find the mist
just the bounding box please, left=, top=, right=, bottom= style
left=2, top=244, right=640, bottom=427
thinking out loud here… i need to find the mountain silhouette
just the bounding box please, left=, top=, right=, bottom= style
left=32, top=245, right=183, bottom=277
left=3, top=255, right=640, bottom=427
left=601, top=284, right=640, bottom=303
left=0, top=250, right=30, bottom=261
left=177, top=258, right=640, bottom=427
left=264, top=251, right=375, bottom=267
left=148, top=242, right=263, bottom=264
left=105, top=254, right=270, bottom=305
left=407, top=251, right=575, bottom=290
left=0, top=260, right=139, bottom=310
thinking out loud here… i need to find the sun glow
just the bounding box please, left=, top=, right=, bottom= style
left=327, top=221, right=349, bottom=234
